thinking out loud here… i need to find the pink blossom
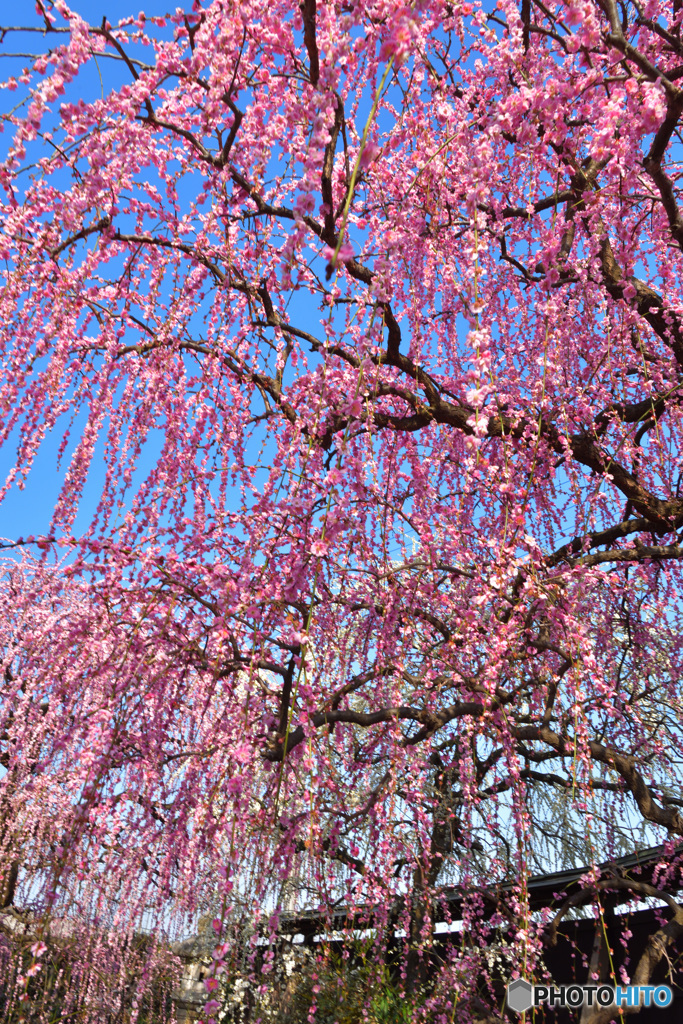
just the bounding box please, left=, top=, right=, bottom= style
left=359, top=141, right=380, bottom=169
left=641, top=81, right=667, bottom=132
left=323, top=242, right=354, bottom=266
left=0, top=3, right=681, bottom=1020
left=226, top=776, right=243, bottom=797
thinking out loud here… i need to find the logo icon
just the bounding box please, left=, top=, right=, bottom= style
left=507, top=979, right=534, bottom=1013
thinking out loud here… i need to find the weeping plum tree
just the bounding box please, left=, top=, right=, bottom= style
left=2, top=0, right=683, bottom=1019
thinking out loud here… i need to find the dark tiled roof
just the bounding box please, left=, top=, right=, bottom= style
left=280, top=844, right=682, bottom=937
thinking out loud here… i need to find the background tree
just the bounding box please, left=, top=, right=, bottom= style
left=2, top=0, right=683, bottom=1019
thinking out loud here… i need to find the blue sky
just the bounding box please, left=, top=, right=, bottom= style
left=0, top=0, right=384, bottom=547
left=0, top=0, right=224, bottom=548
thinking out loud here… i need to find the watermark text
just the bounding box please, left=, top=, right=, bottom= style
left=507, top=979, right=673, bottom=1013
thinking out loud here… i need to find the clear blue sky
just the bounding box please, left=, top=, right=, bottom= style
left=0, top=2, right=189, bottom=544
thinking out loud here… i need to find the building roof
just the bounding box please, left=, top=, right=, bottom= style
left=279, top=843, right=682, bottom=938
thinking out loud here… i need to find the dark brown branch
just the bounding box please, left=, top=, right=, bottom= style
left=300, top=0, right=320, bottom=86
left=48, top=215, right=111, bottom=259
left=265, top=701, right=486, bottom=760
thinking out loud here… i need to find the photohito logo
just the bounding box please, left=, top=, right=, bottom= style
left=507, top=979, right=673, bottom=1013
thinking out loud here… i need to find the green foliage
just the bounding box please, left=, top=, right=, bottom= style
left=226, top=948, right=419, bottom=1024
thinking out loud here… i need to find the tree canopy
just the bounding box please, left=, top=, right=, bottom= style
left=2, top=0, right=683, bottom=1020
